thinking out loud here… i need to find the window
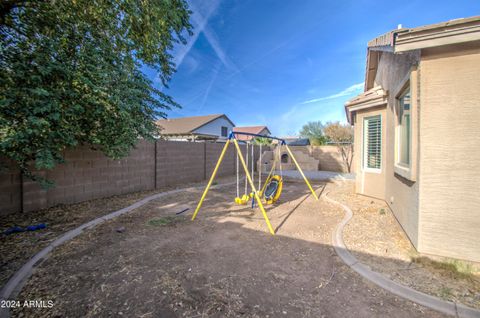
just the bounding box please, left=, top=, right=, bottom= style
left=397, top=88, right=411, bottom=166
left=393, top=67, right=417, bottom=181
left=221, top=126, right=228, bottom=137
left=363, top=115, right=382, bottom=171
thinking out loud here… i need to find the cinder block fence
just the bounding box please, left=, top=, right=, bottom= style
left=0, top=141, right=348, bottom=215
left=0, top=140, right=258, bottom=215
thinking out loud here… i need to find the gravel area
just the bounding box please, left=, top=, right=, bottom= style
left=328, top=181, right=480, bottom=309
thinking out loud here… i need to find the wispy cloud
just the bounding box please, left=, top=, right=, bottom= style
left=173, top=1, right=218, bottom=68
left=194, top=18, right=238, bottom=71
left=173, top=0, right=237, bottom=71
left=183, top=56, right=199, bottom=74
left=268, top=82, right=365, bottom=135
left=301, top=82, right=364, bottom=104
left=196, top=62, right=222, bottom=113
left=226, top=39, right=290, bottom=79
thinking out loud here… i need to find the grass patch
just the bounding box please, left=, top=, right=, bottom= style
left=147, top=216, right=184, bottom=227
left=438, top=287, right=453, bottom=300
left=379, top=208, right=386, bottom=215
left=411, top=256, right=479, bottom=281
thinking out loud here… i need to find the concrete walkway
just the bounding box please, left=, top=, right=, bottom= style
left=273, top=170, right=355, bottom=181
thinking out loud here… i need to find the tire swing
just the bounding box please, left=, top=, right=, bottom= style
left=261, top=146, right=283, bottom=205
left=263, top=175, right=282, bottom=204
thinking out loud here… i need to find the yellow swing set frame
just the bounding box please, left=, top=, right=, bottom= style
left=191, top=132, right=318, bottom=235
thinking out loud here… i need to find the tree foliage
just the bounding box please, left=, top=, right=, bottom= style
left=323, top=121, right=353, bottom=143
left=253, top=137, right=272, bottom=146
left=299, top=121, right=327, bottom=145
left=0, top=0, right=192, bottom=185
left=323, top=121, right=354, bottom=173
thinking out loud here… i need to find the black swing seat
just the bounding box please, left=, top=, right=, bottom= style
left=264, top=180, right=279, bottom=199
left=263, top=175, right=283, bottom=204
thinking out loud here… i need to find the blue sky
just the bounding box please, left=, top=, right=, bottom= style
left=144, top=0, right=479, bottom=136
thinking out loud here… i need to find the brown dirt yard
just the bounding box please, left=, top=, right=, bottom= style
left=9, top=180, right=450, bottom=317
left=0, top=177, right=236, bottom=290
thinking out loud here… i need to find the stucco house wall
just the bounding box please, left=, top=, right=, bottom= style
left=354, top=107, right=387, bottom=200
left=374, top=51, right=421, bottom=248
left=354, top=45, right=480, bottom=261
left=193, top=116, right=234, bottom=138
left=346, top=18, right=480, bottom=261
left=418, top=44, right=480, bottom=261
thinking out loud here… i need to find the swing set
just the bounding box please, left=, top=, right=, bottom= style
left=191, top=131, right=319, bottom=235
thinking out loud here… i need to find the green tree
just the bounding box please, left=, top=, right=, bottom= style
left=299, top=121, right=327, bottom=145
left=0, top=0, right=192, bottom=185
left=253, top=137, right=272, bottom=146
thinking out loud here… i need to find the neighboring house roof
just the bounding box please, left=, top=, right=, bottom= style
left=365, top=16, right=480, bottom=90
left=281, top=136, right=300, bottom=141
left=233, top=126, right=271, bottom=141
left=156, top=114, right=234, bottom=136
left=287, top=138, right=310, bottom=146
left=344, top=86, right=388, bottom=124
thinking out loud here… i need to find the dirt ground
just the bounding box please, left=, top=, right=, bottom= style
left=9, top=180, right=448, bottom=317
left=0, top=177, right=237, bottom=289
left=328, top=181, right=480, bottom=309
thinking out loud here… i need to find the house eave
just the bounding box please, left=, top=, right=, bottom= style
left=345, top=87, right=388, bottom=125
left=193, top=114, right=235, bottom=132
left=160, top=132, right=219, bottom=140
left=364, top=16, right=480, bottom=90
left=395, top=22, right=480, bottom=52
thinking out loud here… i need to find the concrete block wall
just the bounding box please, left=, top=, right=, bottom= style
left=310, top=146, right=348, bottom=172
left=156, top=140, right=205, bottom=187
left=1, top=141, right=348, bottom=215
left=206, top=143, right=234, bottom=178
left=0, top=141, right=260, bottom=215
left=287, top=145, right=352, bottom=173
left=21, top=140, right=156, bottom=212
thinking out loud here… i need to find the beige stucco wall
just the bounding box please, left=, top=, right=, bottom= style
left=418, top=45, right=480, bottom=261
left=375, top=51, right=422, bottom=248
left=351, top=42, right=480, bottom=261
left=351, top=51, right=421, bottom=247
left=353, top=107, right=387, bottom=200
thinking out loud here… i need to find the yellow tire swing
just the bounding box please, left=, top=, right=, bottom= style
left=260, top=145, right=283, bottom=205
left=263, top=175, right=283, bottom=204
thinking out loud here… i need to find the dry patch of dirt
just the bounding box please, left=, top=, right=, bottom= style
left=0, top=177, right=236, bottom=289
left=328, top=181, right=480, bottom=309
left=10, top=181, right=445, bottom=317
